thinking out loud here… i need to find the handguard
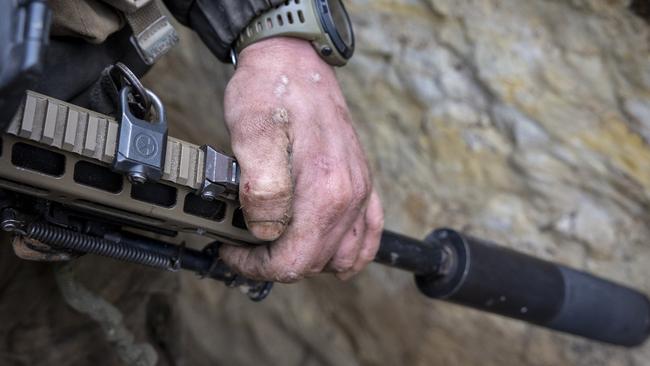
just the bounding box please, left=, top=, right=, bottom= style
left=1, top=90, right=254, bottom=245
left=0, top=89, right=271, bottom=301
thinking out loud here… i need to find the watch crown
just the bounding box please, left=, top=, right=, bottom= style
left=320, top=46, right=333, bottom=56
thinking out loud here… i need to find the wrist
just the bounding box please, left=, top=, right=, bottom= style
left=238, top=37, right=328, bottom=70
left=234, top=0, right=354, bottom=66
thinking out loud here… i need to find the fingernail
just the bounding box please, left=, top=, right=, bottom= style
left=249, top=221, right=285, bottom=241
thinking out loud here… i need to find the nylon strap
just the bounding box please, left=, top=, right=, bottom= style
left=7, top=91, right=204, bottom=190
left=106, top=0, right=179, bottom=65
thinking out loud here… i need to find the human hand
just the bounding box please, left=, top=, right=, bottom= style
left=219, top=37, right=384, bottom=283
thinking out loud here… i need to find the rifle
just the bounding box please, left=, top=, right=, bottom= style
left=1, top=86, right=648, bottom=348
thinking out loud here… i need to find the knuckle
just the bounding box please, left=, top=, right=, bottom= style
left=328, top=177, right=353, bottom=213
left=265, top=260, right=309, bottom=283
left=247, top=221, right=286, bottom=241
left=330, top=256, right=356, bottom=273
left=354, top=247, right=378, bottom=273
left=309, top=259, right=328, bottom=275
left=357, top=175, right=371, bottom=194
left=273, top=271, right=303, bottom=283
left=367, top=208, right=385, bottom=233
left=365, top=237, right=382, bottom=262
left=360, top=245, right=378, bottom=263
left=350, top=178, right=370, bottom=207
left=324, top=170, right=371, bottom=214
left=242, top=186, right=285, bottom=205
left=242, top=176, right=292, bottom=205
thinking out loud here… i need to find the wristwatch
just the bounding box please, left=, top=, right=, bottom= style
left=234, top=0, right=354, bottom=66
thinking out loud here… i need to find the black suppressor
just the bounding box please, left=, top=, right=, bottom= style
left=375, top=229, right=650, bottom=347
left=40, top=219, right=649, bottom=346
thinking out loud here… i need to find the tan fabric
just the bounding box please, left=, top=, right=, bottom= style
left=49, top=0, right=125, bottom=43
left=103, top=0, right=152, bottom=14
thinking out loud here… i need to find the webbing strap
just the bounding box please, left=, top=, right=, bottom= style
left=105, top=0, right=179, bottom=65
left=103, top=0, right=152, bottom=13
left=7, top=91, right=204, bottom=190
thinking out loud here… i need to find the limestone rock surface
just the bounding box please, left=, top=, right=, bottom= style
left=1, top=1, right=649, bottom=366
left=145, top=1, right=650, bottom=364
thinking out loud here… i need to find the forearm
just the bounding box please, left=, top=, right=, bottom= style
left=163, top=0, right=285, bottom=62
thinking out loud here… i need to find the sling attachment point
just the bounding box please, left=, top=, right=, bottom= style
left=112, top=86, right=168, bottom=184
left=198, top=145, right=240, bottom=201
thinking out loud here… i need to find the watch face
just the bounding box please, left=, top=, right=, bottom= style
left=328, top=0, right=353, bottom=49
left=318, top=0, right=355, bottom=59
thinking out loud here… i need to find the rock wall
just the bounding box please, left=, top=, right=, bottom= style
left=146, top=0, right=650, bottom=364
left=1, top=1, right=649, bottom=366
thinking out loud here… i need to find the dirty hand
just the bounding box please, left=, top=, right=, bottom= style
left=219, top=37, right=384, bottom=283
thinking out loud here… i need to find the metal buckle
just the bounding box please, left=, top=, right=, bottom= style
left=230, top=48, right=238, bottom=69
left=127, top=1, right=179, bottom=65
left=130, top=17, right=179, bottom=65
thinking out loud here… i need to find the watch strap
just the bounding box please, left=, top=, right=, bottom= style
left=234, top=0, right=348, bottom=66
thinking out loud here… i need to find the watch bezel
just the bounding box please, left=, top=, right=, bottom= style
left=315, top=0, right=355, bottom=60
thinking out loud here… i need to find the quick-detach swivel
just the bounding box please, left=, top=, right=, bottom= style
left=0, top=208, right=27, bottom=236
left=112, top=86, right=168, bottom=185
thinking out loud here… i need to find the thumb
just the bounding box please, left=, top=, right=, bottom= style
left=229, top=107, right=294, bottom=241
